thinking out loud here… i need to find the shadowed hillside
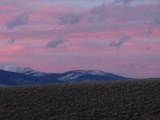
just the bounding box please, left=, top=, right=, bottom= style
left=0, top=79, right=160, bottom=120
left=0, top=69, right=128, bottom=86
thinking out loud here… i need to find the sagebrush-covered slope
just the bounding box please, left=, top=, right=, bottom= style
left=0, top=79, right=160, bottom=120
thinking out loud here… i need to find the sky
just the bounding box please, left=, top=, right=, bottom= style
left=0, top=0, right=160, bottom=78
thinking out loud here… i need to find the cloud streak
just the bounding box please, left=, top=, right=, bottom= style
left=109, top=35, right=131, bottom=48
left=7, top=37, right=15, bottom=44
left=115, top=0, right=132, bottom=4
left=6, top=12, right=30, bottom=30
left=58, top=13, right=84, bottom=25
left=147, top=19, right=160, bottom=35
left=89, top=4, right=107, bottom=23
left=46, top=37, right=67, bottom=48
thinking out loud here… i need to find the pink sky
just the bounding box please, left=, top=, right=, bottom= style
left=0, top=0, right=160, bottom=78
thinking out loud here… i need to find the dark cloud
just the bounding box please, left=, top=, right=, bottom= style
left=119, top=64, right=136, bottom=71
left=145, top=46, right=151, bottom=50
left=128, top=64, right=135, bottom=70
left=140, top=65, right=146, bottom=69
left=115, top=0, right=132, bottom=4
left=152, top=19, right=160, bottom=25
left=58, top=13, right=84, bottom=25
left=46, top=37, right=66, bottom=48
left=0, top=37, right=15, bottom=46
left=91, top=3, right=105, bottom=14
left=7, top=37, right=15, bottom=44
left=120, top=64, right=146, bottom=71
left=0, top=26, right=4, bottom=30
left=147, top=26, right=153, bottom=35
left=147, top=19, right=160, bottom=35
left=109, top=35, right=131, bottom=48
left=88, top=14, right=107, bottom=23
left=89, top=4, right=108, bottom=23
left=6, top=12, right=30, bottom=30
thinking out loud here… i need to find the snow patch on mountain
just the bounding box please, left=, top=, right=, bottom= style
left=0, top=62, right=46, bottom=76
left=58, top=70, right=108, bottom=81
left=75, top=70, right=107, bottom=76
left=58, top=73, right=82, bottom=81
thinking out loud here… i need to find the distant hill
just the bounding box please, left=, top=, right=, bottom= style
left=0, top=70, right=63, bottom=86
left=0, top=63, right=128, bottom=86
left=44, top=70, right=127, bottom=82
left=0, top=62, right=46, bottom=76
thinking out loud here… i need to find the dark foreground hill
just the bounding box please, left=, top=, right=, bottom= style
left=0, top=79, right=160, bottom=120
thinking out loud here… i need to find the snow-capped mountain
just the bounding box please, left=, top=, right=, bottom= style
left=0, top=69, right=63, bottom=86
left=0, top=63, right=129, bottom=86
left=0, top=62, right=46, bottom=76
left=57, top=70, right=127, bottom=82
left=58, top=70, right=108, bottom=81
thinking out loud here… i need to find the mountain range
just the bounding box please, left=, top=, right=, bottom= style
left=0, top=62, right=46, bottom=76
left=0, top=63, right=128, bottom=86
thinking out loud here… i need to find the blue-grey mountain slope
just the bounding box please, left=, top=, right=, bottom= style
left=0, top=63, right=129, bottom=86
left=0, top=70, right=63, bottom=86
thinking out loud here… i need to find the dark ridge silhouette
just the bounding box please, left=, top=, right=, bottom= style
left=0, top=70, right=64, bottom=86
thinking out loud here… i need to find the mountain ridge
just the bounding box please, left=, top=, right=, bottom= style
left=0, top=63, right=129, bottom=86
left=0, top=62, right=47, bottom=76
